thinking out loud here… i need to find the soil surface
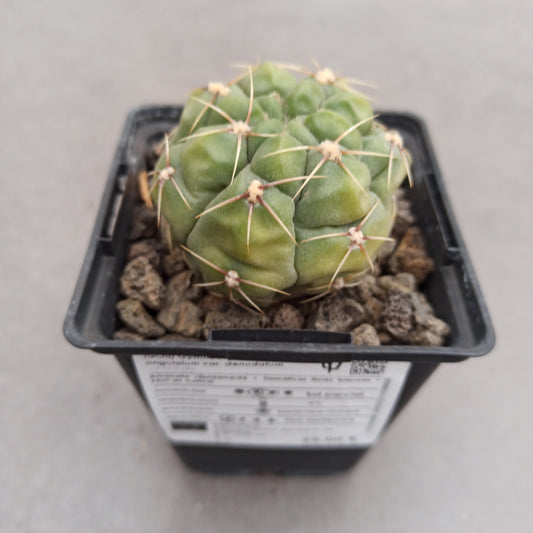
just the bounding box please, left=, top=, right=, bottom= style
left=114, top=175, right=450, bottom=346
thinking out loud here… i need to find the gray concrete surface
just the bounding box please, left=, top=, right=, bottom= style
left=2, top=1, right=532, bottom=531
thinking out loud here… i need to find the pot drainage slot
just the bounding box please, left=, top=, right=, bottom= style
left=209, top=329, right=352, bottom=344
left=424, top=172, right=461, bottom=261
left=103, top=168, right=128, bottom=237
left=100, top=165, right=136, bottom=254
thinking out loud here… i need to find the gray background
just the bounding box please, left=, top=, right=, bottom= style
left=2, top=1, right=532, bottom=531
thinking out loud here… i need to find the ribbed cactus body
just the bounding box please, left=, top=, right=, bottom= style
left=151, top=63, right=410, bottom=309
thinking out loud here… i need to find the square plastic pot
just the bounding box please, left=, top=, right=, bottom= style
left=64, top=106, right=495, bottom=474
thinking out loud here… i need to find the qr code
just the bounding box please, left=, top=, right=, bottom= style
left=350, top=360, right=387, bottom=375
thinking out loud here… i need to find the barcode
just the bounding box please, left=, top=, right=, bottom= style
left=350, top=360, right=387, bottom=375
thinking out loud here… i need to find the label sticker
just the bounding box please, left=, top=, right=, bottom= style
left=133, top=355, right=411, bottom=448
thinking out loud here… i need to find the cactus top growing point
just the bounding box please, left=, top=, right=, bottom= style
left=150, top=62, right=412, bottom=311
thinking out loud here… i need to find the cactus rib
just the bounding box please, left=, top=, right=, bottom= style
left=300, top=201, right=394, bottom=287
left=148, top=134, right=191, bottom=225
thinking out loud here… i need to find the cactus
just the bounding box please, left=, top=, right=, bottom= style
left=150, top=62, right=412, bottom=311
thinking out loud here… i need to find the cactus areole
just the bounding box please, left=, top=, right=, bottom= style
left=150, top=62, right=412, bottom=311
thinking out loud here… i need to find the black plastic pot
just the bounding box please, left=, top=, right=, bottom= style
left=64, top=106, right=495, bottom=474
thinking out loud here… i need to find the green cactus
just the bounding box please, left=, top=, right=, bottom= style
left=150, top=62, right=412, bottom=311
